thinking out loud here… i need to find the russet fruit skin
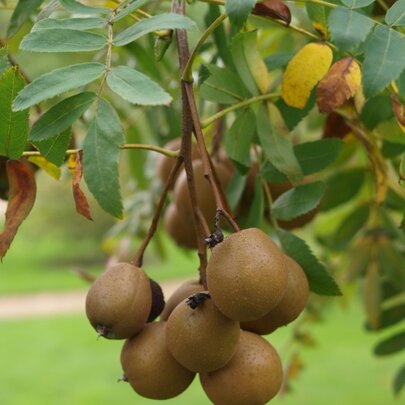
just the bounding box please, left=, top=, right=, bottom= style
left=156, top=138, right=200, bottom=185
left=200, top=331, right=283, bottom=405
left=121, top=322, right=195, bottom=400
left=241, top=255, right=309, bottom=335
left=206, top=228, right=288, bottom=321
left=163, top=203, right=199, bottom=249
left=173, top=159, right=232, bottom=229
left=85, top=262, right=152, bottom=339
left=160, top=280, right=204, bottom=321
left=165, top=295, right=240, bottom=372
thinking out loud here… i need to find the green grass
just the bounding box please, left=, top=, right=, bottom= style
left=0, top=302, right=402, bottom=405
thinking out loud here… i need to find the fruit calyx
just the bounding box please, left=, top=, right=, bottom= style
left=186, top=292, right=211, bottom=309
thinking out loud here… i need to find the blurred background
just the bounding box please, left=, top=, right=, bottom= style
left=0, top=1, right=404, bottom=404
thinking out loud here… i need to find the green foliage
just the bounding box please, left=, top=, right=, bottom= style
left=30, top=92, right=96, bottom=141
left=278, top=230, right=342, bottom=296
left=7, top=0, right=45, bottom=38
left=33, top=128, right=72, bottom=166
left=272, top=182, right=325, bottom=221
left=83, top=99, right=123, bottom=218
left=12, top=63, right=105, bottom=111
left=374, top=331, right=405, bottom=356
left=386, top=0, right=405, bottom=26
left=341, top=0, right=375, bottom=8
left=225, top=0, right=257, bottom=31
left=0, top=67, right=28, bottom=159
left=59, top=0, right=109, bottom=15
left=32, top=17, right=108, bottom=31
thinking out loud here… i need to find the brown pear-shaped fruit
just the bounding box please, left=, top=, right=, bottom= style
left=166, top=294, right=240, bottom=372
left=200, top=331, right=283, bottom=405
left=163, top=203, right=199, bottom=249
left=156, top=138, right=200, bottom=184
left=85, top=263, right=151, bottom=339
left=160, top=280, right=204, bottom=321
left=173, top=159, right=232, bottom=229
left=206, top=228, right=288, bottom=321
left=121, top=322, right=195, bottom=399
left=241, top=255, right=309, bottom=334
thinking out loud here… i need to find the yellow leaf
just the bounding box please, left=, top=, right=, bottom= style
left=281, top=42, right=333, bottom=109
left=28, top=156, right=61, bottom=180
left=317, top=57, right=361, bottom=113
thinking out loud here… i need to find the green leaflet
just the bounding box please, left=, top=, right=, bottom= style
left=59, top=0, right=109, bottom=15
left=13, top=62, right=105, bottom=111
left=362, top=25, right=405, bottom=97
left=328, top=6, right=374, bottom=53
left=30, top=92, right=96, bottom=141
left=225, top=109, right=255, bottom=173
left=32, top=17, right=107, bottom=31
left=341, top=0, right=375, bottom=8
left=20, top=29, right=108, bottom=53
left=114, top=13, right=197, bottom=46
left=305, top=3, right=330, bottom=37
left=200, top=64, right=247, bottom=104
left=245, top=176, right=264, bottom=229
left=231, top=32, right=259, bottom=96
left=256, top=103, right=303, bottom=184
left=386, top=0, right=405, bottom=27
left=321, top=168, right=365, bottom=211
left=0, top=67, right=28, bottom=159
left=393, top=365, right=405, bottom=396
left=263, top=138, right=343, bottom=183
left=0, top=48, right=10, bottom=77
left=361, top=94, right=394, bottom=129
left=83, top=99, right=124, bottom=218
left=278, top=230, right=342, bottom=296
left=225, top=0, right=256, bottom=31
left=33, top=128, right=72, bottom=167
left=272, top=181, right=325, bottom=221
left=113, top=0, right=149, bottom=22
left=374, top=331, right=405, bottom=356
left=7, top=0, right=44, bottom=38
left=106, top=66, right=172, bottom=106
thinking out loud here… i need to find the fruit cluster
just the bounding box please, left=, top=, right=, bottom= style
left=85, top=227, right=309, bottom=404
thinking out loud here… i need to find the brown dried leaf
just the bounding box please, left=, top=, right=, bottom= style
left=0, top=160, right=36, bottom=259
left=317, top=57, right=361, bottom=113
left=72, top=152, right=93, bottom=221
left=323, top=112, right=351, bottom=139
left=391, top=93, right=405, bottom=126
left=252, top=0, right=291, bottom=25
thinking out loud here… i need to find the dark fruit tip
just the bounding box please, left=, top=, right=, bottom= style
left=117, top=374, right=129, bottom=383
left=96, top=324, right=110, bottom=339
left=186, top=292, right=211, bottom=310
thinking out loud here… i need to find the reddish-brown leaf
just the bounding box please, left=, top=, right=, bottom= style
left=72, top=152, right=93, bottom=221
left=391, top=94, right=405, bottom=126
left=0, top=160, right=36, bottom=259
left=252, top=0, right=291, bottom=25
left=317, top=57, right=361, bottom=113
left=323, top=112, right=351, bottom=139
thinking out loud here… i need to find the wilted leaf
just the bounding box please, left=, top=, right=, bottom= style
left=317, top=57, right=361, bottom=113
left=278, top=230, right=342, bottom=296
left=363, top=262, right=381, bottom=330
left=71, top=152, right=92, bottom=220
left=391, top=94, right=405, bottom=127
left=0, top=160, right=36, bottom=259
left=0, top=67, right=28, bottom=159
left=282, top=42, right=333, bottom=109
left=362, top=25, right=405, bottom=98
left=323, top=112, right=351, bottom=139
left=28, top=156, right=61, bottom=179
left=252, top=0, right=291, bottom=25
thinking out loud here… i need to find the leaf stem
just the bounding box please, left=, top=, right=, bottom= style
left=182, top=13, right=227, bottom=82
left=21, top=143, right=179, bottom=158
left=201, top=92, right=280, bottom=128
